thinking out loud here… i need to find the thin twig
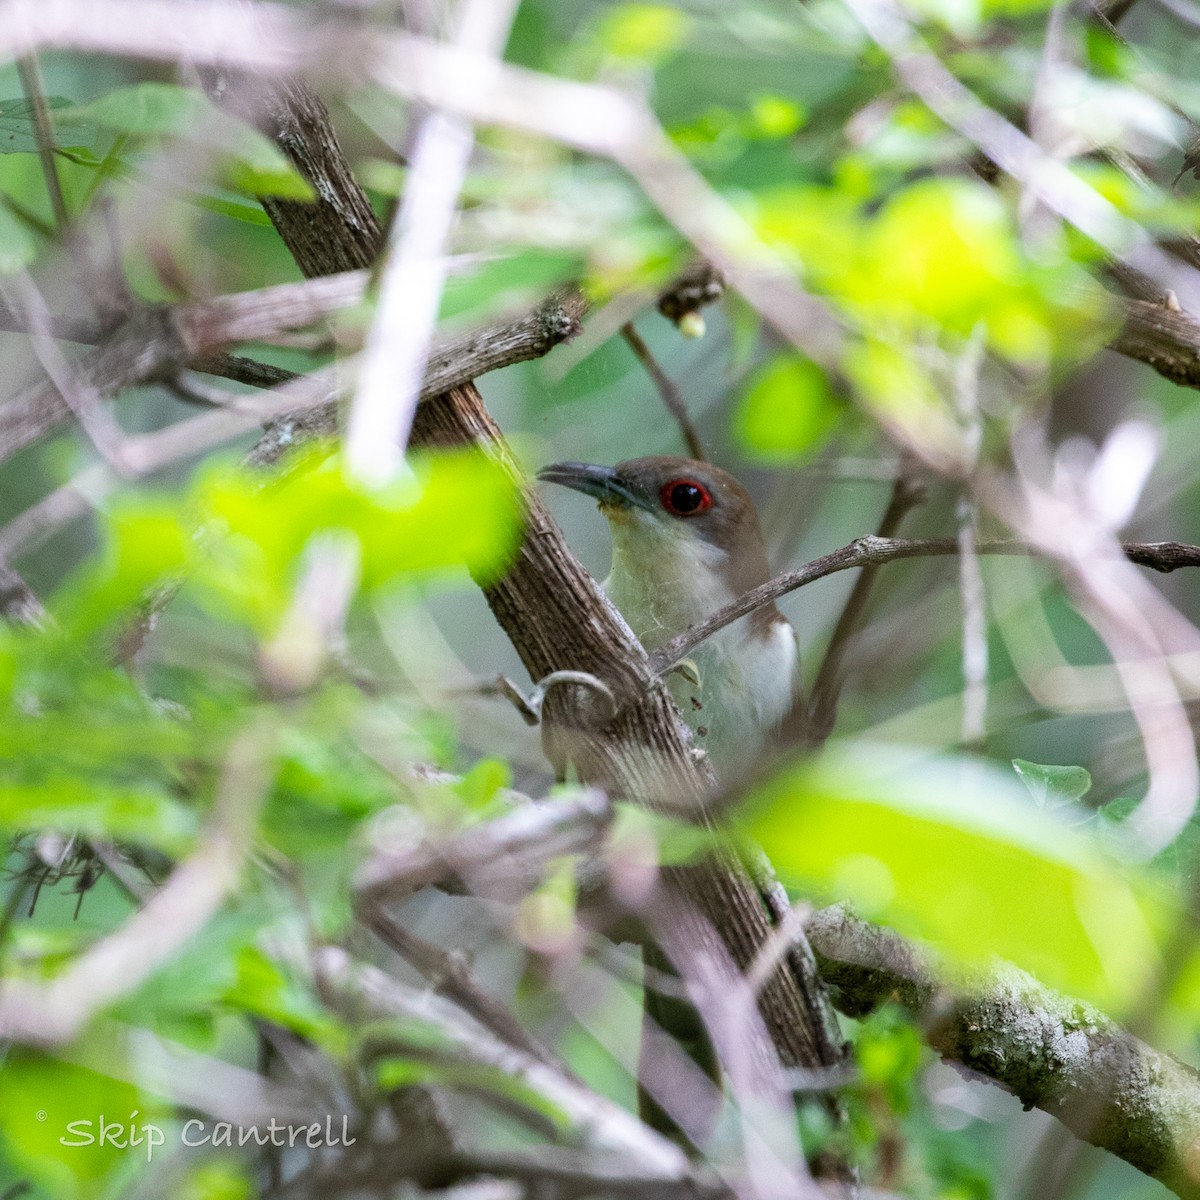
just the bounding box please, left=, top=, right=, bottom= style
left=650, top=535, right=1200, bottom=677
left=619, top=322, right=705, bottom=461
left=16, top=55, right=69, bottom=233
left=806, top=467, right=926, bottom=743
left=360, top=903, right=564, bottom=1069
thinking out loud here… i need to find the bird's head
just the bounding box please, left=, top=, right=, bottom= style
left=538, top=456, right=773, bottom=631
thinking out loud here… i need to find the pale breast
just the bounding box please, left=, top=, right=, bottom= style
left=664, top=616, right=799, bottom=782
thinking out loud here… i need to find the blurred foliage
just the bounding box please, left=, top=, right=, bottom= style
left=744, top=745, right=1168, bottom=1009
left=0, top=0, right=1197, bottom=1196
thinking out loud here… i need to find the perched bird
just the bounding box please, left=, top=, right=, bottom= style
left=538, top=455, right=801, bottom=783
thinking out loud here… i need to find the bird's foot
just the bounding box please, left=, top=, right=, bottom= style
left=483, top=671, right=617, bottom=727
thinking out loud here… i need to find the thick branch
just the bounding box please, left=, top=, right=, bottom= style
left=254, top=77, right=846, bottom=1079
left=1110, top=298, right=1200, bottom=390
left=651, top=535, right=1200, bottom=676
left=808, top=906, right=1200, bottom=1200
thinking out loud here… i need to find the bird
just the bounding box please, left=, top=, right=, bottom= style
left=538, top=455, right=812, bottom=1145
left=537, top=455, right=802, bottom=784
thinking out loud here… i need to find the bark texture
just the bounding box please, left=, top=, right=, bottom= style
left=810, top=906, right=1200, bottom=1200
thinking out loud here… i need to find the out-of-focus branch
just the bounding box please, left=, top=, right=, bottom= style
left=344, top=0, right=520, bottom=481
left=652, top=534, right=1200, bottom=677
left=0, top=275, right=586, bottom=467
left=355, top=788, right=612, bottom=903
left=0, top=562, right=45, bottom=626
left=314, top=945, right=701, bottom=1181
left=808, top=905, right=1200, bottom=1200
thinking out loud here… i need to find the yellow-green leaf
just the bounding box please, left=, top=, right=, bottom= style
left=735, top=354, right=841, bottom=461
left=744, top=744, right=1168, bottom=1008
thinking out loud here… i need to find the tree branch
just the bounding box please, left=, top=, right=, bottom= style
left=805, top=466, right=926, bottom=743
left=1110, top=297, right=1200, bottom=390
left=619, top=322, right=706, bottom=461
left=251, top=77, right=848, bottom=1085
left=0, top=275, right=586, bottom=467
left=651, top=535, right=1200, bottom=677
left=808, top=905, right=1200, bottom=1200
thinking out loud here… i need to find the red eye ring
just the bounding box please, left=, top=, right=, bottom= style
left=660, top=478, right=713, bottom=517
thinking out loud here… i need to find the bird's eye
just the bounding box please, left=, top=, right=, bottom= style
left=660, top=478, right=713, bottom=516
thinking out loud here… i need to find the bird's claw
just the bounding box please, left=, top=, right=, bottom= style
left=489, top=670, right=618, bottom=727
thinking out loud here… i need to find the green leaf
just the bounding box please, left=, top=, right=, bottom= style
left=63, top=84, right=313, bottom=200
left=749, top=94, right=807, bottom=139
left=854, top=1006, right=923, bottom=1113
left=597, top=3, right=690, bottom=65
left=66, top=83, right=211, bottom=136
left=1012, top=759, right=1093, bottom=808
left=223, top=946, right=347, bottom=1048
left=59, top=499, right=195, bottom=637
left=744, top=744, right=1167, bottom=1007
left=0, top=778, right=196, bottom=853
left=735, top=353, right=841, bottom=461
left=0, top=1049, right=148, bottom=1197
left=454, top=758, right=513, bottom=812
left=440, top=248, right=584, bottom=323
left=0, top=96, right=90, bottom=154
left=186, top=191, right=273, bottom=226
left=195, top=446, right=524, bottom=632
